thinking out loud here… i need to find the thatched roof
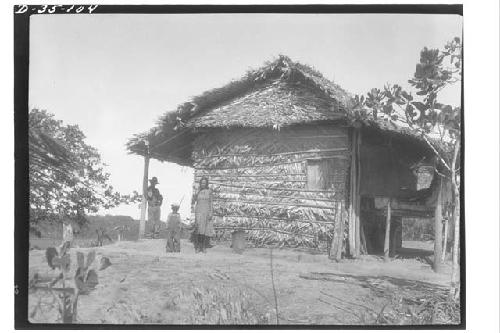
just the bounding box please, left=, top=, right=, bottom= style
left=126, top=55, right=354, bottom=165
left=187, top=81, right=345, bottom=128
left=126, top=55, right=438, bottom=166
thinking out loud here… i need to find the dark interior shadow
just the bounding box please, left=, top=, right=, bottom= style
left=394, top=246, right=434, bottom=266
left=363, top=245, right=434, bottom=266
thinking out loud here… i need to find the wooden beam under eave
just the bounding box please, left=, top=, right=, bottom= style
left=150, top=127, right=192, bottom=151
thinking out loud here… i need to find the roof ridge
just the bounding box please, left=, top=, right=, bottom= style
left=158, top=55, right=352, bottom=129
left=127, top=56, right=357, bottom=160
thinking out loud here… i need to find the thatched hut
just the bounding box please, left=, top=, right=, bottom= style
left=127, top=55, right=448, bottom=260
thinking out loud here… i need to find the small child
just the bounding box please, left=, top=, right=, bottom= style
left=166, top=204, right=182, bottom=253
left=61, top=219, right=73, bottom=251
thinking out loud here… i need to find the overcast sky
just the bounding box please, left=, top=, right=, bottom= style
left=29, top=13, right=462, bottom=220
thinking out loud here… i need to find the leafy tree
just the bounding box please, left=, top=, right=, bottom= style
left=352, top=37, right=462, bottom=297
left=29, top=109, right=141, bottom=228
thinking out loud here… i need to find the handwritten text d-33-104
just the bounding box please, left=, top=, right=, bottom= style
left=15, top=5, right=99, bottom=15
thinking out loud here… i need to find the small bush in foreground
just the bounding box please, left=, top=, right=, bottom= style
left=186, top=286, right=269, bottom=324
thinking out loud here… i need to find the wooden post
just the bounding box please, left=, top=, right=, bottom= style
left=360, top=223, right=367, bottom=255
left=450, top=140, right=460, bottom=298
left=329, top=201, right=340, bottom=260
left=348, top=130, right=356, bottom=257
left=450, top=190, right=460, bottom=297
left=441, top=218, right=449, bottom=262
left=335, top=202, right=344, bottom=261
left=355, top=130, right=361, bottom=257
left=389, top=217, right=402, bottom=256
left=384, top=199, right=392, bottom=262
left=139, top=155, right=150, bottom=240
left=433, top=178, right=444, bottom=273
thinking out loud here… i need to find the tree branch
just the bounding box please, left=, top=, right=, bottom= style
left=421, top=136, right=452, bottom=172
left=389, top=103, right=453, bottom=172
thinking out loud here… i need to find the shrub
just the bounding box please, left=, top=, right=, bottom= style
left=186, top=286, right=270, bottom=324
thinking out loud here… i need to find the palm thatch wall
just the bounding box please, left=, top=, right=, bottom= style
left=191, top=125, right=350, bottom=249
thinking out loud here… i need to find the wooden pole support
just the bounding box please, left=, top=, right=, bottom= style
left=354, top=129, right=362, bottom=257
left=348, top=129, right=357, bottom=257
left=335, top=202, right=344, bottom=261
left=139, top=155, right=150, bottom=239
left=384, top=199, right=392, bottom=262
left=433, top=178, right=444, bottom=273
left=450, top=140, right=461, bottom=297
left=442, top=218, right=449, bottom=262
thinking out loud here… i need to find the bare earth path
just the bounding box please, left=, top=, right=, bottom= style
left=28, top=239, right=453, bottom=325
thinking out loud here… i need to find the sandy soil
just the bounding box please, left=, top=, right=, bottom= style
left=28, top=239, right=454, bottom=325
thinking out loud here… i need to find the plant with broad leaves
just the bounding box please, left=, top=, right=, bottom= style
left=29, top=246, right=111, bottom=323
left=352, top=37, right=461, bottom=158
left=74, top=251, right=99, bottom=295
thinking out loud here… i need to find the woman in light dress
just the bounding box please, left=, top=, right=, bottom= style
left=191, top=176, right=214, bottom=253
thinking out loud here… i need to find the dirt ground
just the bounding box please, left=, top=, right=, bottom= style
left=28, top=239, right=456, bottom=325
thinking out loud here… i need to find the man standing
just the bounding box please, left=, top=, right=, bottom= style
left=147, top=177, right=163, bottom=239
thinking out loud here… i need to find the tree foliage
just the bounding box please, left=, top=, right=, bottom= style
left=352, top=37, right=462, bottom=169
left=29, top=109, right=141, bottom=225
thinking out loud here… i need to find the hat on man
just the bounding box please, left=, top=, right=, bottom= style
left=149, top=177, right=159, bottom=184
left=171, top=203, right=180, bottom=210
